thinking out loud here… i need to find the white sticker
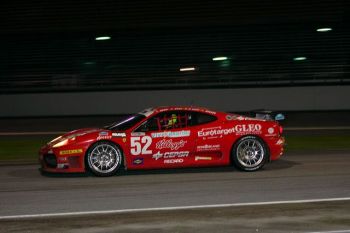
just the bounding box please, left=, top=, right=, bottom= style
left=152, top=151, right=189, bottom=160
left=112, top=132, right=126, bottom=137
left=130, top=136, right=152, bottom=155
left=164, top=159, right=184, bottom=164
left=195, top=156, right=212, bottom=161
left=198, top=124, right=262, bottom=137
left=151, top=130, right=190, bottom=138
left=197, top=144, right=220, bottom=151
left=156, top=139, right=187, bottom=150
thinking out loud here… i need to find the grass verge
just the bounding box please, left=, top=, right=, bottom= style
left=0, top=135, right=53, bottom=162
left=286, top=135, right=350, bottom=151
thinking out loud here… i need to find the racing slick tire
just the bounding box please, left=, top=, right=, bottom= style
left=232, top=136, right=268, bottom=171
left=86, top=141, right=123, bottom=177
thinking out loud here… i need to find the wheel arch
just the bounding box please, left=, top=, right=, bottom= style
left=229, top=134, right=271, bottom=165
left=84, top=140, right=126, bottom=172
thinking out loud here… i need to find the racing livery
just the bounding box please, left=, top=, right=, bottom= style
left=39, top=106, right=285, bottom=176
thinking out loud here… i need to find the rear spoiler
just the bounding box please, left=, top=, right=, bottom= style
left=246, top=110, right=285, bottom=121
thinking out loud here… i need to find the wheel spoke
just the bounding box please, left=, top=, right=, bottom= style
left=89, top=144, right=121, bottom=174
left=236, top=138, right=264, bottom=168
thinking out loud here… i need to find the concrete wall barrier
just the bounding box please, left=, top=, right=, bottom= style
left=1, top=86, right=349, bottom=117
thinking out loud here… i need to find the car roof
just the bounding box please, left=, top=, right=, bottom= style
left=152, top=106, right=218, bottom=115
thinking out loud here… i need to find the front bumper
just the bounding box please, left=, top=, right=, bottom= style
left=39, top=146, right=86, bottom=173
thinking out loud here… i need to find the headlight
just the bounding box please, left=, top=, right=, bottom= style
left=51, top=134, right=76, bottom=148
left=53, top=139, right=69, bottom=148
left=49, top=136, right=62, bottom=145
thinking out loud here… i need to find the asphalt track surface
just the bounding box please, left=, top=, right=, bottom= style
left=1, top=113, right=350, bottom=232
left=0, top=151, right=349, bottom=216
left=0, top=150, right=350, bottom=232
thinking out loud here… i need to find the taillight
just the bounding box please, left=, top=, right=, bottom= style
left=279, top=125, right=283, bottom=135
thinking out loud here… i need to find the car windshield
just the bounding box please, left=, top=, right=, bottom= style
left=105, top=114, right=146, bottom=131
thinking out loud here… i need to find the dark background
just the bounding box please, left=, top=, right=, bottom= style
left=0, top=0, right=348, bottom=94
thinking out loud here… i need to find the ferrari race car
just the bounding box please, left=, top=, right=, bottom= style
left=39, top=106, right=285, bottom=176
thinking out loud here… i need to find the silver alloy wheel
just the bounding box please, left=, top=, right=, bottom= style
left=236, top=138, right=264, bottom=168
left=88, top=143, right=121, bottom=174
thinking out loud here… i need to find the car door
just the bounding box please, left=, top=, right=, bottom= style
left=129, top=111, right=195, bottom=169
left=190, top=112, right=226, bottom=165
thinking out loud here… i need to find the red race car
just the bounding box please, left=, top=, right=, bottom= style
left=39, top=106, right=285, bottom=176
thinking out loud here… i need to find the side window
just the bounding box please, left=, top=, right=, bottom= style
left=157, top=111, right=192, bottom=130
left=193, top=112, right=217, bottom=125
left=136, top=117, right=159, bottom=132
left=135, top=111, right=193, bottom=132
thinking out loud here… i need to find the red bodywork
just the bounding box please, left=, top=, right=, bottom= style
left=39, top=106, right=285, bottom=173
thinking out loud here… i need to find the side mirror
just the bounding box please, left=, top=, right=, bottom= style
left=275, top=113, right=285, bottom=121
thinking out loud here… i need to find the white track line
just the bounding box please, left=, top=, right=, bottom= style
left=0, top=131, right=66, bottom=136
left=284, top=126, right=350, bottom=131
left=306, top=231, right=350, bottom=233
left=1, top=197, right=350, bottom=220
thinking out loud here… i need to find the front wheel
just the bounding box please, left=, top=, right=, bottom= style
left=86, top=141, right=123, bottom=176
left=232, top=136, right=268, bottom=171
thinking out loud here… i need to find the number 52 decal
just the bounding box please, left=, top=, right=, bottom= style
left=130, top=136, right=152, bottom=155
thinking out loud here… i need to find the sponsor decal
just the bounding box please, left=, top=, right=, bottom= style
left=131, top=136, right=152, bottom=155
left=133, top=158, right=144, bottom=165
left=235, top=116, right=260, bottom=121
left=265, top=127, right=277, bottom=137
left=153, top=151, right=163, bottom=160
left=151, top=130, right=190, bottom=138
left=156, top=139, right=187, bottom=150
left=198, top=124, right=262, bottom=138
left=57, top=157, right=68, bottom=162
left=97, top=131, right=112, bottom=140
left=97, top=135, right=112, bottom=140
left=152, top=151, right=189, bottom=160
left=164, top=159, right=184, bottom=164
left=226, top=115, right=235, bottom=120
left=59, top=149, right=83, bottom=155
left=112, top=132, right=126, bottom=137
left=197, top=144, right=220, bottom=151
left=195, top=156, right=212, bottom=161
left=131, top=132, right=145, bottom=136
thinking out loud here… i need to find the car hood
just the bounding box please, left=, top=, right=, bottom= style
left=48, top=128, right=106, bottom=146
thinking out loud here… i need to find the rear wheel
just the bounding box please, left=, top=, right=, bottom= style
left=232, top=136, right=268, bottom=171
left=86, top=141, right=123, bottom=176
